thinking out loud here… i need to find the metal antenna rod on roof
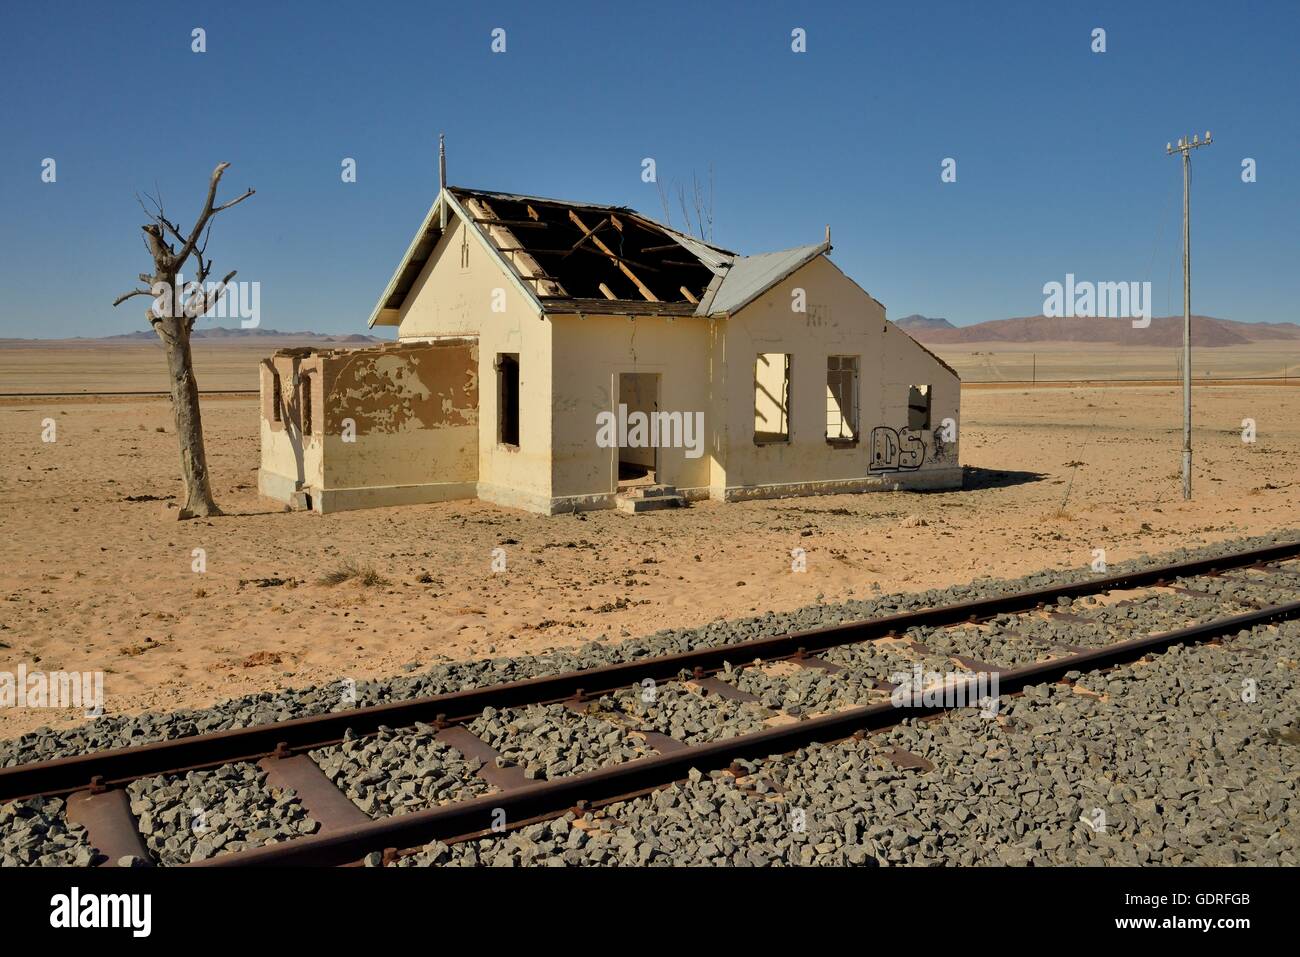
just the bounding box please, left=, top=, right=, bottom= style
left=438, top=133, right=448, bottom=229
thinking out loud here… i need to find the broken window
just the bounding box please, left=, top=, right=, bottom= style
left=754, top=353, right=791, bottom=444
left=271, top=369, right=282, bottom=423
left=300, top=374, right=313, bottom=436
left=908, top=384, right=932, bottom=431
left=497, top=353, right=520, bottom=447
left=826, top=356, right=859, bottom=444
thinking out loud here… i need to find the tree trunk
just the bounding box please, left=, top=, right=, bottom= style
left=158, top=318, right=222, bottom=518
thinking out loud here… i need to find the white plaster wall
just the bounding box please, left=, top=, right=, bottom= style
left=550, top=314, right=718, bottom=501
left=721, top=255, right=959, bottom=490
left=395, top=215, right=553, bottom=504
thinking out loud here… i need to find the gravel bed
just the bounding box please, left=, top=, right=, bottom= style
left=721, top=663, right=886, bottom=716
left=5, top=531, right=1300, bottom=866
left=0, top=797, right=97, bottom=866
left=1175, top=573, right=1300, bottom=609
left=603, top=682, right=772, bottom=742
left=402, top=617, right=1300, bottom=866
left=125, top=763, right=317, bottom=865
left=394, top=816, right=580, bottom=867
left=1000, top=611, right=1117, bottom=648
left=8, top=531, right=1297, bottom=772
left=894, top=622, right=1053, bottom=667
left=819, top=637, right=946, bottom=680
left=467, top=704, right=650, bottom=780
left=1065, top=591, right=1253, bottom=632
left=310, top=724, right=491, bottom=818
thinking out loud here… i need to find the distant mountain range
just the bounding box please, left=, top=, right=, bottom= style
left=892, top=314, right=957, bottom=333
left=893, top=314, right=1300, bottom=348
left=105, top=327, right=384, bottom=343
left=3, top=327, right=387, bottom=344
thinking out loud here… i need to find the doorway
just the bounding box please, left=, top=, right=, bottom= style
left=617, top=372, right=660, bottom=489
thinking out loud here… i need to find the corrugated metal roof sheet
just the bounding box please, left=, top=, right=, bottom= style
left=696, top=243, right=829, bottom=317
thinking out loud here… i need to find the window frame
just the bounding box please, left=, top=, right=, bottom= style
left=753, top=352, right=792, bottom=446
left=825, top=354, right=860, bottom=447
left=496, top=353, right=521, bottom=449
left=907, top=384, right=932, bottom=432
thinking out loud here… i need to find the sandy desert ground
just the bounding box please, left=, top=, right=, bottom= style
left=0, top=339, right=379, bottom=394
left=940, top=342, right=1300, bottom=383
left=1, top=345, right=1298, bottom=739
left=3, top=339, right=1298, bottom=394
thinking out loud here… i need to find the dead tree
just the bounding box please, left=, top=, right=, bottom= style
left=656, top=165, right=714, bottom=242
left=112, top=163, right=255, bottom=519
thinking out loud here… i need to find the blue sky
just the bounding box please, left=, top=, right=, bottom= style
left=1, top=0, right=1296, bottom=338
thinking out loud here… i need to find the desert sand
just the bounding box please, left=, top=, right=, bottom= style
left=0, top=339, right=377, bottom=395
left=938, top=341, right=1300, bottom=383
left=1, top=350, right=1298, bottom=739
left=3, top=339, right=1298, bottom=395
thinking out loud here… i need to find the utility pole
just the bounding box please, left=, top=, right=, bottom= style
left=1167, top=131, right=1212, bottom=500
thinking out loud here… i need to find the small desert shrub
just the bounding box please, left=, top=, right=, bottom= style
left=318, top=561, right=389, bottom=587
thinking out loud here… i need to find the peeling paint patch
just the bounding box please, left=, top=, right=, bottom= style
left=321, top=342, right=478, bottom=435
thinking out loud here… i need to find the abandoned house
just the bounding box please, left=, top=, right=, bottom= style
left=258, top=183, right=960, bottom=514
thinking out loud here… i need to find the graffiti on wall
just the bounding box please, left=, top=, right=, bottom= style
left=868, top=426, right=926, bottom=472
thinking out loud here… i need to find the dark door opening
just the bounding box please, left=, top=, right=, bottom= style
left=497, top=353, right=520, bottom=447
left=617, top=372, right=660, bottom=488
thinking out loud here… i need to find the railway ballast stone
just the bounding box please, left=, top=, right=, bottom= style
left=4, top=532, right=1300, bottom=866
left=125, top=762, right=318, bottom=865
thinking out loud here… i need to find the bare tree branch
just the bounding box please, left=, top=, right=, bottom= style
left=676, top=183, right=695, bottom=239
left=112, top=287, right=155, bottom=307
left=172, top=162, right=255, bottom=266
left=657, top=180, right=673, bottom=229
left=212, top=189, right=255, bottom=215
left=203, top=270, right=237, bottom=313
left=655, top=166, right=715, bottom=241
left=181, top=269, right=237, bottom=329
left=136, top=190, right=188, bottom=249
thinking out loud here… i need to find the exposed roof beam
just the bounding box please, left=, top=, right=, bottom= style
left=568, top=210, right=659, bottom=302
left=679, top=286, right=699, bottom=304
left=598, top=283, right=617, bottom=300
left=561, top=215, right=610, bottom=260
left=463, top=195, right=567, bottom=298
left=485, top=245, right=667, bottom=271
left=546, top=298, right=699, bottom=317
left=471, top=217, right=548, bottom=229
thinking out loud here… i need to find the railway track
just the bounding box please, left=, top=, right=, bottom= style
left=4, top=540, right=1300, bottom=867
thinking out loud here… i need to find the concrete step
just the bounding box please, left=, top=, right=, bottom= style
left=620, top=483, right=679, bottom=500
left=615, top=485, right=685, bottom=513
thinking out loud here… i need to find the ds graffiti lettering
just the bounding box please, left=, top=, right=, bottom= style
left=869, top=426, right=925, bottom=472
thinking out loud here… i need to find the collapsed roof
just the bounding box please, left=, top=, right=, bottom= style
left=368, top=186, right=830, bottom=326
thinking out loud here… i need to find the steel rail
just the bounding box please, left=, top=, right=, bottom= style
left=2, top=539, right=1298, bottom=802
left=197, top=598, right=1300, bottom=866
